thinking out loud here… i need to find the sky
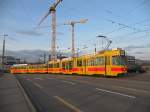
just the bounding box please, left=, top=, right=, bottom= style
left=0, top=0, right=150, bottom=60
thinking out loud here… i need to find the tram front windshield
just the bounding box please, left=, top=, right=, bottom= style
left=112, top=56, right=126, bottom=66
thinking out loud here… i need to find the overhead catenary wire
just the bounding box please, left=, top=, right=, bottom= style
left=102, top=0, right=150, bottom=36
left=115, top=27, right=150, bottom=39
left=105, top=26, right=150, bottom=48
left=127, top=0, right=149, bottom=15
left=102, top=17, right=150, bottom=36
left=107, top=19, right=141, bottom=32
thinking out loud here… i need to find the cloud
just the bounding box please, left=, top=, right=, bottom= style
left=125, top=47, right=150, bottom=60
left=123, top=44, right=150, bottom=60
left=16, top=30, right=43, bottom=36
left=124, top=44, right=150, bottom=51
left=133, top=51, right=144, bottom=54
left=124, top=45, right=145, bottom=51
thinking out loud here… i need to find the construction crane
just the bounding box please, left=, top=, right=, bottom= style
left=63, top=19, right=88, bottom=58
left=97, top=35, right=112, bottom=50
left=38, top=0, right=63, bottom=61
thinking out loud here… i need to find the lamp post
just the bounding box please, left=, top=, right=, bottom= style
left=94, top=43, right=96, bottom=54
left=0, top=34, right=8, bottom=73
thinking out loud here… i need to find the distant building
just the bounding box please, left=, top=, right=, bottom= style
left=0, top=56, right=21, bottom=72
left=126, top=56, right=135, bottom=65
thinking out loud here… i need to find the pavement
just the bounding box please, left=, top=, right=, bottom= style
left=16, top=72, right=150, bottom=112
left=0, top=73, right=35, bottom=112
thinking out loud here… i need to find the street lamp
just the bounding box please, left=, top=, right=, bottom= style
left=0, top=34, right=8, bottom=73
left=94, top=43, right=96, bottom=54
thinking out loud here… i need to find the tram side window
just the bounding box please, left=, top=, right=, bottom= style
left=62, top=62, right=65, bottom=69
left=49, top=64, right=53, bottom=68
left=68, top=61, right=72, bottom=70
left=92, top=59, right=95, bottom=66
left=39, top=65, right=42, bottom=69
left=23, top=66, right=26, bottom=69
left=38, top=65, right=40, bottom=69
left=96, top=57, right=104, bottom=66
left=112, top=56, right=119, bottom=65
left=112, top=56, right=125, bottom=65
left=53, top=64, right=56, bottom=68
left=83, top=60, right=86, bottom=66
left=44, top=65, right=48, bottom=68
left=87, top=59, right=90, bottom=66
left=56, top=63, right=59, bottom=68
left=33, top=65, right=36, bottom=69
left=77, top=60, right=82, bottom=67
left=32, top=66, right=35, bottom=69
left=86, top=59, right=93, bottom=66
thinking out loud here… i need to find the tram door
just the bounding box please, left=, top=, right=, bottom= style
left=105, top=56, right=111, bottom=76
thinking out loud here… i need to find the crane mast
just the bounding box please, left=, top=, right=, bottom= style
left=50, top=7, right=57, bottom=60
left=38, top=0, right=63, bottom=61
left=63, top=19, right=88, bottom=58
left=71, top=23, right=75, bottom=58
left=50, top=0, right=62, bottom=61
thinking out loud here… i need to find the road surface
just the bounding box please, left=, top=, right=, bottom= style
left=16, top=73, right=150, bottom=112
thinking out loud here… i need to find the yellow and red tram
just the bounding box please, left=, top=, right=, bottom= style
left=10, top=48, right=127, bottom=77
